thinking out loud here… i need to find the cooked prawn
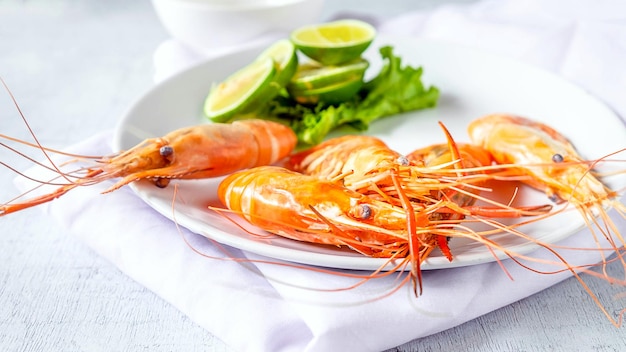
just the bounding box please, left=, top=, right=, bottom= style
left=468, top=113, right=626, bottom=247
left=286, top=133, right=467, bottom=267
left=468, top=113, right=625, bottom=230
left=469, top=113, right=626, bottom=326
left=217, top=165, right=418, bottom=258
left=1, top=119, right=297, bottom=216
left=468, top=114, right=622, bottom=204
left=218, top=164, right=491, bottom=294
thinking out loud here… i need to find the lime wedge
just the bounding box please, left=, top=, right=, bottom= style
left=239, top=39, right=299, bottom=113
left=256, top=39, right=298, bottom=87
left=290, top=19, right=376, bottom=65
left=288, top=78, right=364, bottom=105
left=288, top=59, right=369, bottom=91
left=203, top=57, right=276, bottom=122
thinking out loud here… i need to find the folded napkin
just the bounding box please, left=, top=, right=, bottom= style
left=18, top=0, right=626, bottom=351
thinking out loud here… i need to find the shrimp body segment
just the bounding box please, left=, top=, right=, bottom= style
left=1, top=119, right=297, bottom=216
left=407, top=143, right=494, bottom=171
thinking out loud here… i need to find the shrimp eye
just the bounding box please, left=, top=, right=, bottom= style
left=355, top=204, right=372, bottom=220
left=154, top=178, right=170, bottom=188
left=160, top=145, right=174, bottom=157
left=551, top=153, right=564, bottom=163
left=397, top=155, right=410, bottom=166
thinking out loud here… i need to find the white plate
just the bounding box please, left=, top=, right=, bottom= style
left=114, top=36, right=626, bottom=271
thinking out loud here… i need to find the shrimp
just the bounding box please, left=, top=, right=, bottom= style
left=288, top=125, right=492, bottom=181
left=218, top=164, right=475, bottom=294
left=217, top=162, right=555, bottom=294
left=217, top=165, right=417, bottom=258
left=1, top=119, right=297, bottom=216
left=468, top=113, right=626, bottom=327
left=468, top=114, right=626, bottom=229
left=468, top=114, right=620, bottom=205
left=286, top=136, right=460, bottom=283
left=468, top=113, right=626, bottom=241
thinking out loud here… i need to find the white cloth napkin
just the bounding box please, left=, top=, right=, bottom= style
left=16, top=0, right=626, bottom=351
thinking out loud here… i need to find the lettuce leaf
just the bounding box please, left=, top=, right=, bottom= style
left=253, top=45, right=440, bottom=145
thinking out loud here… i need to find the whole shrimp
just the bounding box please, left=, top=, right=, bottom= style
left=468, top=114, right=626, bottom=226
left=287, top=123, right=491, bottom=180
left=468, top=114, right=621, bottom=205
left=218, top=165, right=462, bottom=294
left=468, top=113, right=626, bottom=327
left=218, top=165, right=415, bottom=257
left=468, top=113, right=626, bottom=243
left=1, top=119, right=297, bottom=216
left=286, top=133, right=463, bottom=272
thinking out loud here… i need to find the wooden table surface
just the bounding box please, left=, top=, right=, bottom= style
left=1, top=0, right=624, bottom=351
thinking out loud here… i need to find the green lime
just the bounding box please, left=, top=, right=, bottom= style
left=287, top=59, right=369, bottom=91
left=290, top=19, right=376, bottom=65
left=239, top=39, right=299, bottom=113
left=256, top=39, right=298, bottom=87
left=203, top=57, right=276, bottom=122
left=288, top=78, right=364, bottom=105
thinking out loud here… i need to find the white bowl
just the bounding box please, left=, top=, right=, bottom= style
left=152, top=0, right=326, bottom=53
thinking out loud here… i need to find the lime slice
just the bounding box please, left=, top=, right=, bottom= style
left=288, top=59, right=369, bottom=91
left=289, top=78, right=364, bottom=105
left=256, top=39, right=298, bottom=87
left=239, top=39, right=299, bottom=113
left=203, top=57, right=276, bottom=122
left=290, top=19, right=376, bottom=65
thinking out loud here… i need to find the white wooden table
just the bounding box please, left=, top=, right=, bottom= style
left=1, top=0, right=624, bottom=351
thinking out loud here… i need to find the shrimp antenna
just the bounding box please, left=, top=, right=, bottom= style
left=0, top=77, right=75, bottom=184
